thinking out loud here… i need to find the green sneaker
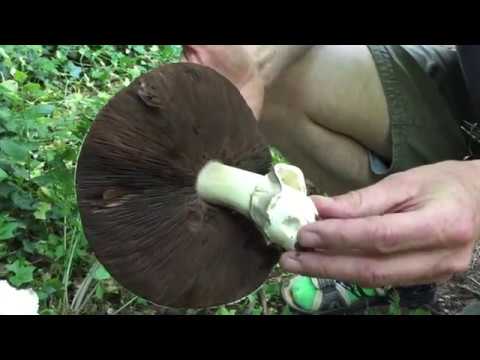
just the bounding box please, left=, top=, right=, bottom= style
left=281, top=276, right=389, bottom=314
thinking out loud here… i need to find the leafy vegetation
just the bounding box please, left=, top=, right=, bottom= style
left=0, top=45, right=430, bottom=315
left=0, top=45, right=183, bottom=315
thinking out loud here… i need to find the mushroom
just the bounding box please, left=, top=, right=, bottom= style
left=0, top=280, right=39, bottom=315
left=76, top=63, right=317, bottom=309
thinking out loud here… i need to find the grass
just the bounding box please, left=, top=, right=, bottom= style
left=0, top=45, right=430, bottom=315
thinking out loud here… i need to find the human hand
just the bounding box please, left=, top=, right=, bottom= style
left=181, top=45, right=265, bottom=119
left=280, top=160, right=480, bottom=288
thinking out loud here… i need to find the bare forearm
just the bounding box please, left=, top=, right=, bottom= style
left=245, top=45, right=313, bottom=86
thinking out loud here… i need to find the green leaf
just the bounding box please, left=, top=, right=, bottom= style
left=0, top=47, right=10, bottom=61
left=93, top=265, right=111, bottom=281
left=132, top=45, right=146, bottom=54
left=14, top=70, right=28, bottom=83
left=388, top=292, right=402, bottom=315
left=11, top=191, right=35, bottom=210
left=91, top=69, right=109, bottom=81
left=39, top=309, right=58, bottom=315
left=30, top=104, right=55, bottom=116
left=6, top=259, right=36, bottom=287
left=0, top=80, right=18, bottom=93
left=66, top=62, right=81, bottom=78
left=95, top=284, right=105, bottom=300
left=0, top=168, right=8, bottom=182
left=409, top=308, right=432, bottom=316
left=23, top=82, right=43, bottom=98
left=37, top=279, right=62, bottom=301
left=215, top=306, right=236, bottom=315
left=250, top=307, right=263, bottom=315
left=34, top=202, right=51, bottom=220
left=35, top=58, right=58, bottom=77
left=0, top=242, right=7, bottom=258
left=135, top=297, right=148, bottom=306
left=263, top=283, right=279, bottom=299
left=13, top=166, right=29, bottom=179
left=0, top=107, right=11, bottom=121
left=0, top=183, right=15, bottom=198
left=0, top=139, right=30, bottom=162
left=0, top=221, right=20, bottom=240
left=22, top=239, right=36, bottom=254
left=0, top=107, right=18, bottom=133
left=54, top=244, right=65, bottom=259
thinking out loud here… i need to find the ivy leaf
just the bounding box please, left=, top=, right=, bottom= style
left=132, top=45, right=146, bottom=54
left=0, top=80, right=21, bottom=103
left=250, top=307, right=262, bottom=315
left=5, top=260, right=36, bottom=287
left=11, top=190, right=35, bottom=211
left=0, top=80, right=18, bottom=93
left=34, top=202, right=51, bottom=220
left=388, top=292, right=402, bottom=315
left=0, top=221, right=20, bottom=240
left=0, top=183, right=15, bottom=198
left=95, top=284, right=105, bottom=300
left=13, top=166, right=29, bottom=179
left=263, top=283, right=279, bottom=299
left=37, top=278, right=63, bottom=301
left=0, top=107, right=17, bottom=133
left=409, top=308, right=432, bottom=316
left=35, top=57, right=58, bottom=78
left=0, top=139, right=30, bottom=162
left=14, top=70, right=28, bottom=83
left=0, top=168, right=8, bottom=182
left=0, top=47, right=10, bottom=61
left=215, top=306, right=236, bottom=315
left=22, top=239, right=36, bottom=254
left=30, top=104, right=55, bottom=116
left=23, top=82, right=44, bottom=98
left=66, top=62, right=81, bottom=79
left=91, top=69, right=109, bottom=81
left=93, top=265, right=111, bottom=281
left=54, top=244, right=65, bottom=259
left=0, top=107, right=11, bottom=121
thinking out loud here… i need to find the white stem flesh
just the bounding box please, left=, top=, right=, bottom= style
left=196, top=161, right=272, bottom=217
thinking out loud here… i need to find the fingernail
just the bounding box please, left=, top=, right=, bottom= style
left=280, top=252, right=302, bottom=272
left=298, top=229, right=320, bottom=248
left=313, top=195, right=334, bottom=205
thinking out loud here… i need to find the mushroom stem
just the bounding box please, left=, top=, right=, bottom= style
left=196, top=161, right=318, bottom=250
left=196, top=161, right=270, bottom=217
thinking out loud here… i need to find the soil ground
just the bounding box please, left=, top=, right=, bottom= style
left=431, top=243, right=480, bottom=315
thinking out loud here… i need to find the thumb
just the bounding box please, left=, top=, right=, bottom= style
left=311, top=175, right=410, bottom=219
left=181, top=45, right=205, bottom=64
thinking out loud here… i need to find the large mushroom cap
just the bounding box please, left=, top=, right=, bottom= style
left=76, top=63, right=280, bottom=309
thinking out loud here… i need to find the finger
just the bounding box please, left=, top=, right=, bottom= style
left=298, top=211, right=439, bottom=255
left=311, top=173, right=417, bottom=219
left=279, top=249, right=456, bottom=288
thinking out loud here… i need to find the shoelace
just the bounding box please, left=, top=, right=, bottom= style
left=339, top=282, right=374, bottom=298
left=314, top=278, right=394, bottom=303
left=315, top=279, right=376, bottom=299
